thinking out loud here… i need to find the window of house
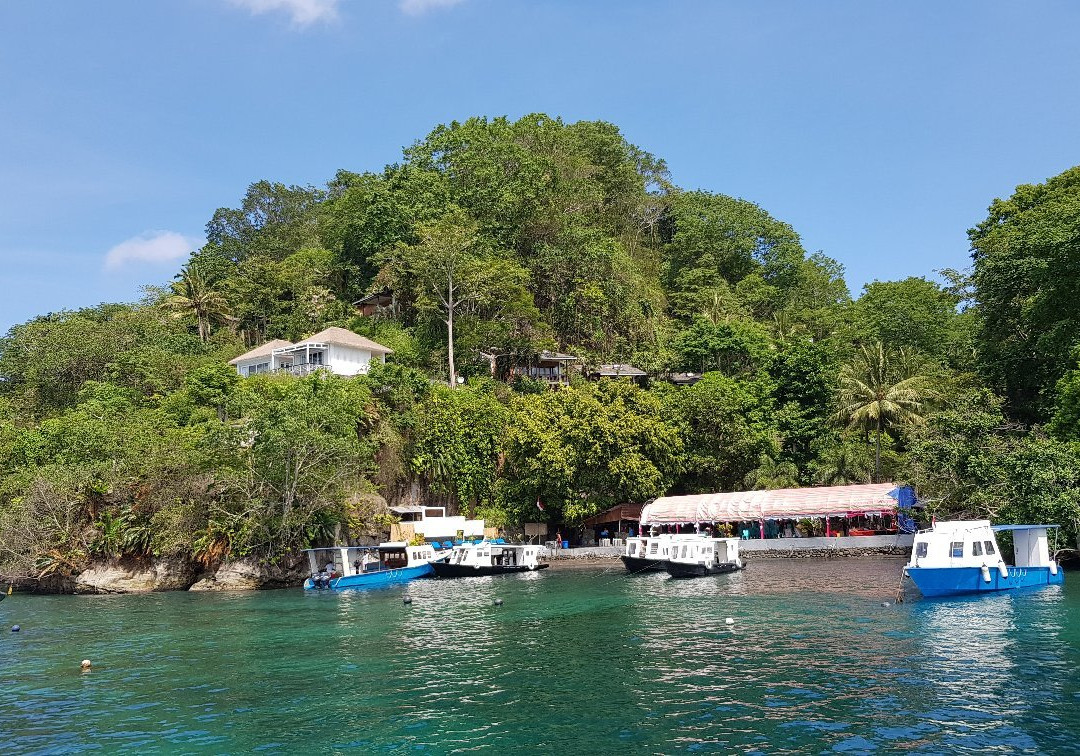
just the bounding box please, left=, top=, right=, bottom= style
left=985, top=541, right=996, bottom=555
left=972, top=542, right=983, bottom=557
left=310, top=352, right=323, bottom=365
left=951, top=541, right=964, bottom=558
left=915, top=542, right=928, bottom=558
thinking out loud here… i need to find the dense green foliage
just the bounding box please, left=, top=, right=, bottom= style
left=3, top=115, right=1079, bottom=579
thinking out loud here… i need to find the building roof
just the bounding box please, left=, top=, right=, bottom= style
left=640, top=483, right=913, bottom=524
left=228, top=339, right=293, bottom=365
left=665, top=372, right=701, bottom=386
left=293, top=327, right=393, bottom=354
left=537, top=350, right=579, bottom=362
left=590, top=363, right=647, bottom=378
left=352, top=288, right=394, bottom=307
left=581, top=503, right=644, bottom=527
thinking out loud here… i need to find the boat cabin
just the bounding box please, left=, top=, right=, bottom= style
left=667, top=537, right=741, bottom=568
left=304, top=543, right=439, bottom=578
left=624, top=533, right=713, bottom=561
left=448, top=542, right=543, bottom=569
left=433, top=540, right=548, bottom=577
left=907, top=521, right=1059, bottom=571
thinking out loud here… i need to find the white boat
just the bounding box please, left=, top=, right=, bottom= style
left=431, top=540, right=548, bottom=577
left=303, top=542, right=446, bottom=590
left=904, top=520, right=1064, bottom=598
left=664, top=537, right=743, bottom=578
left=621, top=533, right=716, bottom=573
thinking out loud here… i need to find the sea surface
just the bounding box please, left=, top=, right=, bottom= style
left=2, top=558, right=1079, bottom=754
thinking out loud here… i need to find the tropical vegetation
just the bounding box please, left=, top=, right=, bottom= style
left=2, top=116, right=1079, bottom=580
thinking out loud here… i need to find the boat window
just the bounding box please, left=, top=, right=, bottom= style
left=984, top=541, right=996, bottom=555
left=649, top=543, right=658, bottom=555
left=972, top=542, right=983, bottom=557
left=628, top=543, right=637, bottom=556
left=950, top=541, right=964, bottom=558
left=681, top=545, right=688, bottom=558
left=915, top=542, right=928, bottom=558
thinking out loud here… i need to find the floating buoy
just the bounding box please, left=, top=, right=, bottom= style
left=402, top=596, right=413, bottom=605
left=81, top=659, right=92, bottom=670
left=881, top=602, right=891, bottom=608
left=493, top=598, right=503, bottom=606
left=724, top=617, right=734, bottom=626
left=11, top=625, right=20, bottom=633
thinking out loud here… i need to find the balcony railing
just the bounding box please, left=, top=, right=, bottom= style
left=274, top=362, right=327, bottom=377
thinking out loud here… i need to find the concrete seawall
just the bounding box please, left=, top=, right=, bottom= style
left=549, top=534, right=914, bottom=561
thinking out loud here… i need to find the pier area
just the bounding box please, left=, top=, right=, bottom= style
left=548, top=533, right=913, bottom=561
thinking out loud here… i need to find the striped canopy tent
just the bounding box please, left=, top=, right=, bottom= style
left=639, top=483, right=914, bottom=525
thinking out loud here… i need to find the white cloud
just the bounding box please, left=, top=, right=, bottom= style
left=400, top=0, right=466, bottom=16
left=227, top=0, right=340, bottom=27
left=104, top=231, right=202, bottom=270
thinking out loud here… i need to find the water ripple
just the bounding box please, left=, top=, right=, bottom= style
left=1, top=559, right=1079, bottom=753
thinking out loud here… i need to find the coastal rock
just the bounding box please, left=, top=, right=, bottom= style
left=188, top=556, right=307, bottom=591
left=74, top=557, right=198, bottom=594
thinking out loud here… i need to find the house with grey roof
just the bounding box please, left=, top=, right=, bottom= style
left=229, top=327, right=392, bottom=377
left=585, top=363, right=648, bottom=386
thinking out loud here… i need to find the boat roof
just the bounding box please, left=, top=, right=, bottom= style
left=990, top=524, right=1060, bottom=531
left=303, top=542, right=411, bottom=553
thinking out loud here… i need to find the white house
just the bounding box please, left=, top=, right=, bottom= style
left=229, top=327, right=393, bottom=378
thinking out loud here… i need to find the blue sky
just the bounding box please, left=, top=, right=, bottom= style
left=2, top=0, right=1078, bottom=332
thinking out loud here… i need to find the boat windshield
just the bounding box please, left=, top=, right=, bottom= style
left=380, top=548, right=408, bottom=569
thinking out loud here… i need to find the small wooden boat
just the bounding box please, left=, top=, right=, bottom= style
left=904, top=521, right=1064, bottom=597
left=303, top=543, right=445, bottom=590
left=431, top=541, right=548, bottom=578
left=663, top=538, right=742, bottom=578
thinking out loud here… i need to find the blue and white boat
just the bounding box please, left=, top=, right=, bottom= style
left=904, top=520, right=1064, bottom=598
left=303, top=543, right=445, bottom=590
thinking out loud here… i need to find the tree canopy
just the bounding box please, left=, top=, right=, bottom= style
left=2, top=116, right=1079, bottom=579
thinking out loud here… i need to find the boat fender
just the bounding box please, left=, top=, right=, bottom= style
left=1050, top=561, right=1058, bottom=576
left=980, top=564, right=991, bottom=583
left=998, top=563, right=1009, bottom=579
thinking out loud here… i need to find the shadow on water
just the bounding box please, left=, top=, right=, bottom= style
left=2, top=559, right=1079, bottom=754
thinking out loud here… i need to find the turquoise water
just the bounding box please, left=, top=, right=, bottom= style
left=3, top=559, right=1079, bottom=754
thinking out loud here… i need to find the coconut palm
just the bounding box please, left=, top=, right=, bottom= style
left=162, top=264, right=233, bottom=342
left=838, top=342, right=934, bottom=482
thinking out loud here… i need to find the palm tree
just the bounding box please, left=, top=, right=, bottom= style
left=838, top=342, right=934, bottom=482
left=162, top=264, right=233, bottom=342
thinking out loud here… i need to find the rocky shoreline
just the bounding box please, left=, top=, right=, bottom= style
left=6, top=555, right=309, bottom=595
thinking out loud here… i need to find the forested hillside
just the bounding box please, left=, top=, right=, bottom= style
left=2, top=116, right=1079, bottom=580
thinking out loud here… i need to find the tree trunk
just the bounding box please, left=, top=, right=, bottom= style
left=446, top=302, right=456, bottom=389
left=874, top=417, right=882, bottom=483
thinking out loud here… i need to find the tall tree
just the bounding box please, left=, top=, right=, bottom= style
left=395, top=213, right=494, bottom=386
left=969, top=166, right=1080, bottom=422
left=838, top=342, right=934, bottom=482
left=162, top=263, right=234, bottom=342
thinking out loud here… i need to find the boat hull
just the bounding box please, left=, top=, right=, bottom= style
left=906, top=565, right=1063, bottom=598
left=620, top=555, right=667, bottom=574
left=304, top=562, right=434, bottom=590
left=431, top=562, right=549, bottom=578
left=664, top=561, right=741, bottom=579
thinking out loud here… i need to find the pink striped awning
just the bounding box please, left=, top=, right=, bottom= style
left=640, top=483, right=907, bottom=524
